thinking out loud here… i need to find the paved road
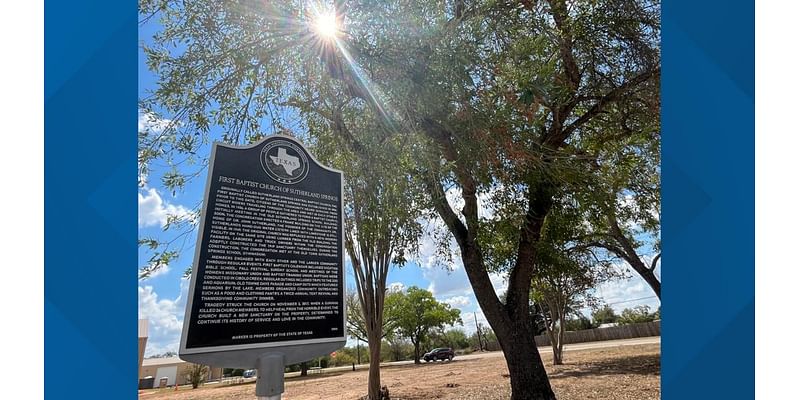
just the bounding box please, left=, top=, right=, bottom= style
left=447, top=336, right=660, bottom=362
left=283, top=336, right=661, bottom=377
left=550, top=336, right=659, bottom=352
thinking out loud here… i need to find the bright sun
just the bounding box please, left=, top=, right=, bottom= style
left=313, top=12, right=339, bottom=39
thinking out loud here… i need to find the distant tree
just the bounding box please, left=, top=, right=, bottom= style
left=531, top=264, right=598, bottom=365
left=384, top=336, right=412, bottom=362
left=592, top=305, right=619, bottom=326
left=283, top=364, right=300, bottom=373
left=330, top=350, right=356, bottom=367
left=618, top=305, right=658, bottom=325
left=563, top=315, right=593, bottom=332
left=468, top=331, right=480, bottom=351
left=324, top=132, right=422, bottom=400
left=346, top=289, right=404, bottom=343
left=299, top=361, right=309, bottom=377
left=395, top=287, right=462, bottom=363
left=473, top=327, right=501, bottom=351
left=329, top=345, right=365, bottom=365
left=184, top=363, right=209, bottom=389
left=570, top=105, right=661, bottom=300
left=531, top=203, right=619, bottom=365
left=146, top=351, right=177, bottom=359
left=431, top=329, right=471, bottom=350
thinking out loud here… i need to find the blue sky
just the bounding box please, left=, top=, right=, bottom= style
left=137, top=17, right=660, bottom=357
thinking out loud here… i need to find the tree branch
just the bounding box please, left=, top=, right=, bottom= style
left=421, top=169, right=468, bottom=244
left=650, top=253, right=661, bottom=272
left=548, top=67, right=660, bottom=147
left=547, top=0, right=581, bottom=91
left=507, top=181, right=553, bottom=319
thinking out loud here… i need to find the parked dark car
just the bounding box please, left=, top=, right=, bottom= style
left=423, top=347, right=455, bottom=362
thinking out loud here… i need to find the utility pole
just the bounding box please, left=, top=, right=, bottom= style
left=473, top=313, right=484, bottom=351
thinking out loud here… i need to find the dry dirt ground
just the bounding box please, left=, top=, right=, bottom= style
left=140, top=344, right=660, bottom=400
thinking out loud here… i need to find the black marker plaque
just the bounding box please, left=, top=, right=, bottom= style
left=181, top=136, right=344, bottom=351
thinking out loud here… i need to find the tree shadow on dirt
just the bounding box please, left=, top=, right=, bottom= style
left=285, top=372, right=345, bottom=382
left=380, top=357, right=480, bottom=372
left=410, top=357, right=480, bottom=368
left=547, top=354, right=660, bottom=379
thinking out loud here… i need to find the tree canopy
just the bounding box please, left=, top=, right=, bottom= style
left=394, top=286, right=462, bottom=363
left=592, top=304, right=619, bottom=326
left=346, top=289, right=404, bottom=342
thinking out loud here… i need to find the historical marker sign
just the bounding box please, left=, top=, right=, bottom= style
left=179, top=135, right=345, bottom=367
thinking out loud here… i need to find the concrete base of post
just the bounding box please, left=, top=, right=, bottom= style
left=255, top=353, right=285, bottom=400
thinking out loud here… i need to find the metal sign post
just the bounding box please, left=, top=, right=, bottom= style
left=255, top=353, right=284, bottom=400
left=178, top=135, right=346, bottom=399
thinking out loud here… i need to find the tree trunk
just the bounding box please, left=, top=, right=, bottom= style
left=300, top=361, right=308, bottom=377
left=498, top=317, right=557, bottom=400
left=413, top=339, right=421, bottom=364
left=633, top=261, right=661, bottom=301
left=632, top=262, right=661, bottom=299
left=552, top=307, right=565, bottom=365
left=455, top=235, right=556, bottom=399
left=545, top=316, right=563, bottom=365
left=543, top=317, right=560, bottom=365
left=556, top=326, right=565, bottom=365
left=554, top=322, right=564, bottom=366
left=551, top=342, right=562, bottom=365
left=419, top=137, right=557, bottom=399
left=367, top=331, right=383, bottom=400
left=545, top=326, right=561, bottom=366
left=596, top=239, right=661, bottom=300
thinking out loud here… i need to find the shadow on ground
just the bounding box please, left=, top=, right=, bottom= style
left=548, top=354, right=660, bottom=379
left=286, top=372, right=346, bottom=382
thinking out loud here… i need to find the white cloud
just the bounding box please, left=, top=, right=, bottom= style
left=489, top=272, right=508, bottom=296
left=414, top=185, right=499, bottom=271
left=591, top=264, right=661, bottom=315
left=461, top=308, right=491, bottom=335
left=442, top=295, right=471, bottom=309
left=416, top=184, right=516, bottom=298
left=425, top=266, right=471, bottom=297
left=414, top=217, right=456, bottom=270
left=139, top=279, right=190, bottom=357
left=388, top=282, right=406, bottom=293
left=443, top=186, right=496, bottom=221
left=138, top=112, right=172, bottom=133
left=142, top=262, right=171, bottom=280
left=138, top=188, right=191, bottom=228
left=416, top=213, right=509, bottom=298
left=414, top=211, right=468, bottom=296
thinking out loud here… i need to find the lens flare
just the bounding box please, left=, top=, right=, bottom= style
left=313, top=12, right=338, bottom=38
left=306, top=3, right=397, bottom=126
